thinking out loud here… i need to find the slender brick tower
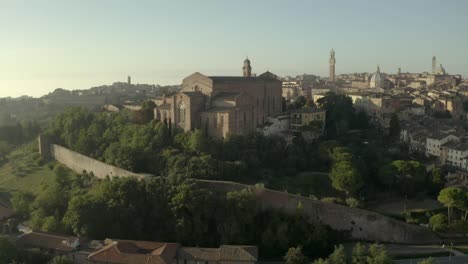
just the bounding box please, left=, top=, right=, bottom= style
left=329, top=49, right=336, bottom=81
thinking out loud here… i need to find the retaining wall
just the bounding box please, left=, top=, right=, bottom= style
left=50, top=144, right=145, bottom=179
left=194, top=180, right=440, bottom=244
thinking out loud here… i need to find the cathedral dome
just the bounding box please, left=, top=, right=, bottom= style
left=370, top=65, right=383, bottom=88
left=244, top=58, right=251, bottom=64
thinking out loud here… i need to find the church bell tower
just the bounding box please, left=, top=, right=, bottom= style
left=329, top=49, right=336, bottom=81
left=243, top=57, right=252, bottom=77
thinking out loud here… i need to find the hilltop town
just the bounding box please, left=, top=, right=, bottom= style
left=0, top=54, right=467, bottom=264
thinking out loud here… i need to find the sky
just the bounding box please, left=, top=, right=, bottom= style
left=1, top=0, right=468, bottom=98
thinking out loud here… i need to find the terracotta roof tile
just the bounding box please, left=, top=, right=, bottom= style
left=17, top=232, right=79, bottom=252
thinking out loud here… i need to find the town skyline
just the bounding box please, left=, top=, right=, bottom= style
left=1, top=0, right=468, bottom=98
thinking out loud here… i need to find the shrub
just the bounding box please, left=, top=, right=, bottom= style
left=346, top=197, right=360, bottom=208
left=429, top=213, right=447, bottom=232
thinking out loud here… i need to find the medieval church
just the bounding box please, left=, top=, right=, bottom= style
left=154, top=59, right=282, bottom=138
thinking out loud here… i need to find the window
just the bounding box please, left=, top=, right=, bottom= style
left=178, top=102, right=186, bottom=124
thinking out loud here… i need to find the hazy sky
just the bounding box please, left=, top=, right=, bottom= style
left=1, top=0, right=468, bottom=97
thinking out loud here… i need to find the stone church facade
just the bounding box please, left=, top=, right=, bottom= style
left=154, top=59, right=282, bottom=138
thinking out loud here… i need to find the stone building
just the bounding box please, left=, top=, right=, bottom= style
left=290, top=108, right=326, bottom=131
left=154, top=60, right=282, bottom=138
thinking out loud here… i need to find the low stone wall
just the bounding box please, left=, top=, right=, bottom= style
left=50, top=144, right=145, bottom=179
left=194, top=180, right=440, bottom=244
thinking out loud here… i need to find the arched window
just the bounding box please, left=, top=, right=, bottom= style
left=178, top=102, right=186, bottom=124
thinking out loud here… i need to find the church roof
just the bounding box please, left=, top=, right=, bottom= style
left=181, top=91, right=204, bottom=97
left=208, top=72, right=281, bottom=83
left=208, top=76, right=266, bottom=83
left=213, top=92, right=243, bottom=100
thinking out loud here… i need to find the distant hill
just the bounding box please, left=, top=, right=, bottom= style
left=0, top=82, right=181, bottom=127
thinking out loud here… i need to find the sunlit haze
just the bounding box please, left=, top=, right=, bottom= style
left=1, top=0, right=468, bottom=97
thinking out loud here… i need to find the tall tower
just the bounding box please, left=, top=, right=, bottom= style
left=329, top=49, right=336, bottom=81
left=243, top=57, right=252, bottom=77
left=127, top=76, right=131, bottom=85
left=432, top=56, right=437, bottom=74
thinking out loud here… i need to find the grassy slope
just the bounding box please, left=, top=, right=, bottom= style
left=0, top=142, right=56, bottom=197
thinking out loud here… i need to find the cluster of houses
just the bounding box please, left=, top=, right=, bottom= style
left=11, top=228, right=258, bottom=264
left=0, top=199, right=258, bottom=264
left=400, top=116, right=468, bottom=170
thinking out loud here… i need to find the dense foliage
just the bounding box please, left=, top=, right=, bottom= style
left=312, top=243, right=392, bottom=264
left=13, top=166, right=340, bottom=260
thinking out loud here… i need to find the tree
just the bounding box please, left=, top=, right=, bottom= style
left=389, top=113, right=400, bottom=139
left=352, top=243, right=367, bottom=264
left=429, top=214, right=447, bottom=232
left=48, top=255, right=74, bottom=264
left=429, top=167, right=446, bottom=195
left=284, top=246, right=308, bottom=264
left=417, top=257, right=436, bottom=264
left=292, top=96, right=307, bottom=109
left=316, top=92, right=356, bottom=137
left=438, top=187, right=466, bottom=225
left=463, top=100, right=468, bottom=113
left=0, top=236, right=17, bottom=263
left=328, top=245, right=347, bottom=264
left=329, top=148, right=363, bottom=196
left=379, top=160, right=427, bottom=195
left=11, top=192, right=35, bottom=218
left=367, top=244, right=392, bottom=264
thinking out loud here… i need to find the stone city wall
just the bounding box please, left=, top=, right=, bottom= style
left=193, top=179, right=440, bottom=244
left=49, top=144, right=145, bottom=179
left=40, top=138, right=439, bottom=244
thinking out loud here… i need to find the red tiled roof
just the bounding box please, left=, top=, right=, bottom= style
left=17, top=232, right=79, bottom=252
left=88, top=239, right=181, bottom=264
left=178, top=245, right=258, bottom=262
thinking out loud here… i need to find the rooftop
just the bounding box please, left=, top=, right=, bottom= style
left=290, top=108, right=326, bottom=114
left=88, top=239, right=180, bottom=264
left=17, top=232, right=79, bottom=252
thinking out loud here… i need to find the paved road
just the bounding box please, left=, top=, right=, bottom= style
left=394, top=256, right=468, bottom=264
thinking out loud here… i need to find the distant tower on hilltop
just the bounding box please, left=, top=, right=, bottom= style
left=243, top=57, right=252, bottom=77
left=432, top=56, right=437, bottom=74
left=397, top=67, right=401, bottom=75
left=329, top=49, right=336, bottom=82
left=127, top=76, right=131, bottom=85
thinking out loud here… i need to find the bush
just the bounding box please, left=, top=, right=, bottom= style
left=429, top=214, right=447, bottom=232
left=345, top=198, right=360, bottom=208
left=321, top=197, right=344, bottom=205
